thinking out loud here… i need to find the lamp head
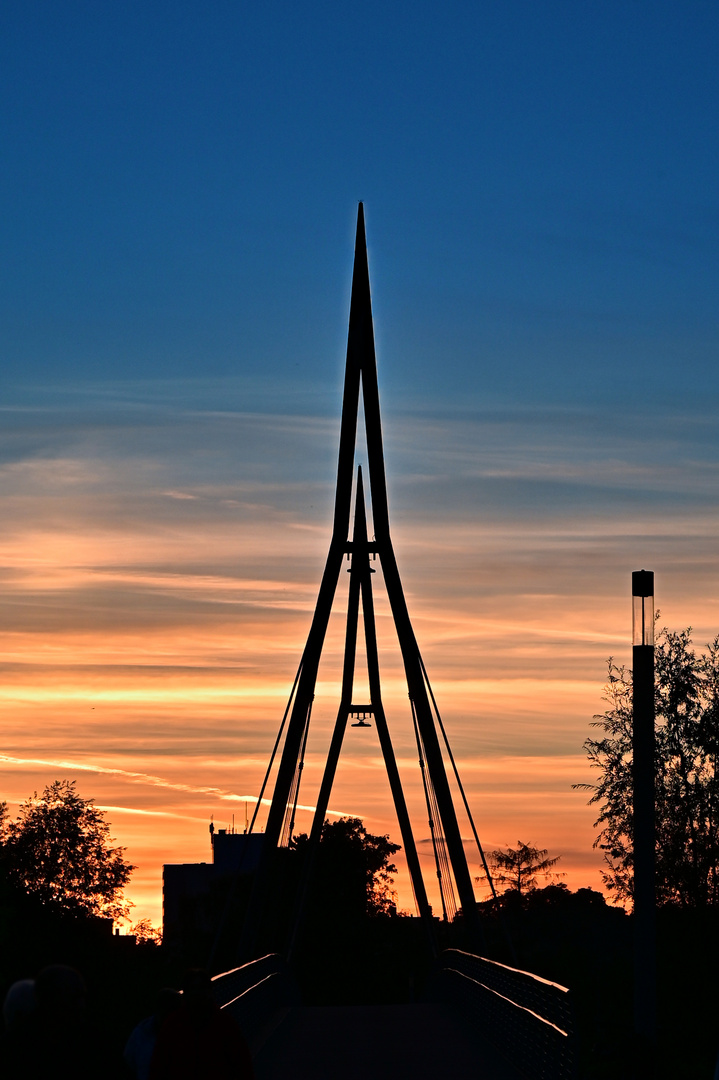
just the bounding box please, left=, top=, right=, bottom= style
left=632, top=570, right=654, bottom=646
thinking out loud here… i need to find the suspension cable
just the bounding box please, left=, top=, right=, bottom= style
left=207, top=657, right=303, bottom=968
left=418, top=652, right=499, bottom=903
left=411, top=699, right=447, bottom=921
left=411, top=697, right=456, bottom=922
left=283, top=697, right=313, bottom=846
left=418, top=652, right=517, bottom=962
left=249, top=657, right=304, bottom=838
left=428, top=764, right=457, bottom=921
left=425, top=750, right=457, bottom=921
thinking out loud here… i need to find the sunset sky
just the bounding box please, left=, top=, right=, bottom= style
left=2, top=2, right=718, bottom=927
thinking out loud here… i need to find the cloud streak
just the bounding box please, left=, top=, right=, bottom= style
left=0, top=755, right=357, bottom=819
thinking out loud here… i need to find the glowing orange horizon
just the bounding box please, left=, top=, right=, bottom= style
left=2, top=402, right=718, bottom=928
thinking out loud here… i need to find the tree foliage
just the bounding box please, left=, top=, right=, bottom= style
left=479, top=841, right=562, bottom=895
left=0, top=780, right=134, bottom=922
left=293, top=816, right=400, bottom=917
left=129, top=916, right=163, bottom=944
left=579, top=627, right=719, bottom=907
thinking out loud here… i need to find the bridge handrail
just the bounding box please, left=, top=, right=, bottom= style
left=441, top=948, right=574, bottom=1034
left=211, top=953, right=298, bottom=1052
left=431, top=949, right=577, bottom=1079
left=211, top=954, right=284, bottom=1005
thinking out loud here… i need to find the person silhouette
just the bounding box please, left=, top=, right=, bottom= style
left=124, top=987, right=182, bottom=1079
left=149, top=968, right=254, bottom=1079
left=0, top=963, right=119, bottom=1079
left=2, top=978, right=36, bottom=1033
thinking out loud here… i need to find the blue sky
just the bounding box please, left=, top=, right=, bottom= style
left=1, top=2, right=718, bottom=920
left=3, top=1, right=717, bottom=406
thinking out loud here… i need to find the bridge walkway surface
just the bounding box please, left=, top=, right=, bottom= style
left=253, top=1002, right=525, bottom=1080
left=214, top=952, right=576, bottom=1080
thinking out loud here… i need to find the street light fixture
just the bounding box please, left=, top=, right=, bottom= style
left=633, top=569, right=654, bottom=646
left=632, top=569, right=656, bottom=1064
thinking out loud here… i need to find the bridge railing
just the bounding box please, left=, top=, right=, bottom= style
left=430, top=948, right=576, bottom=1079
left=211, top=953, right=299, bottom=1052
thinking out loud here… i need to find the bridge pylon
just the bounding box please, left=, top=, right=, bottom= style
left=239, top=204, right=482, bottom=960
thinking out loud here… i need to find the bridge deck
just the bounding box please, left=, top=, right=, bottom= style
left=253, top=1002, right=525, bottom=1080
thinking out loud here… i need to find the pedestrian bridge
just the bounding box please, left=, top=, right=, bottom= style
left=211, top=951, right=576, bottom=1080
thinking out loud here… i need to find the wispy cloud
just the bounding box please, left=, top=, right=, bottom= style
left=0, top=754, right=357, bottom=818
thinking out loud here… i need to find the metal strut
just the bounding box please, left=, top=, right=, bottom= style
left=287, top=467, right=435, bottom=958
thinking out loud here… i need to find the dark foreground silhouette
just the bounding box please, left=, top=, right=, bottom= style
left=0, top=963, right=122, bottom=1079
left=253, top=1002, right=523, bottom=1080
left=3, top=887, right=719, bottom=1077
left=123, top=986, right=181, bottom=1079
left=149, top=969, right=253, bottom=1079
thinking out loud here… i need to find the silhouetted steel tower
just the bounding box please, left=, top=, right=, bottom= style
left=241, top=204, right=482, bottom=956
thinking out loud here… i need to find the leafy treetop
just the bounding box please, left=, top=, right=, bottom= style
left=293, top=816, right=400, bottom=917
left=577, top=627, right=719, bottom=907
left=478, top=840, right=563, bottom=896
left=0, top=779, right=134, bottom=923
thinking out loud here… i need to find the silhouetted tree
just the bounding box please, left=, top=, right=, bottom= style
left=293, top=816, right=400, bottom=918
left=0, top=780, right=134, bottom=921
left=129, top=917, right=162, bottom=944
left=478, top=841, right=562, bottom=895
left=577, top=627, right=719, bottom=906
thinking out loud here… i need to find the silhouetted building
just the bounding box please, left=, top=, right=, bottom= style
left=211, top=828, right=264, bottom=874
left=163, top=826, right=264, bottom=956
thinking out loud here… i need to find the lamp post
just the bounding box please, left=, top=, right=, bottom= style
left=632, top=569, right=656, bottom=1061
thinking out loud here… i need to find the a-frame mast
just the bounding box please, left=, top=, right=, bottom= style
left=241, top=205, right=480, bottom=956
left=287, top=466, right=435, bottom=955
